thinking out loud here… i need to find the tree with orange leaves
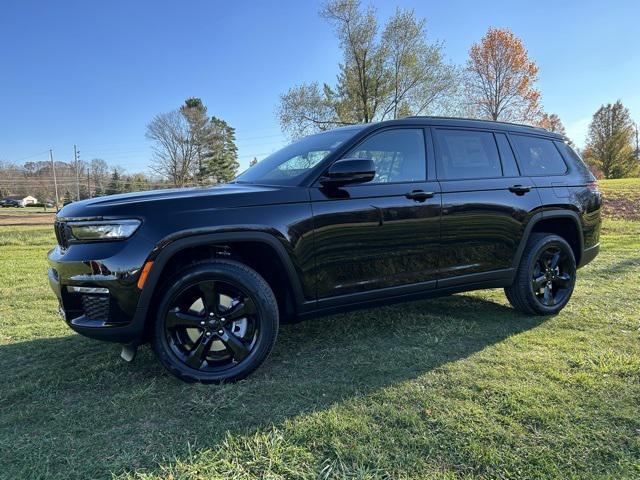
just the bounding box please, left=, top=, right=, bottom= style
left=465, top=28, right=541, bottom=123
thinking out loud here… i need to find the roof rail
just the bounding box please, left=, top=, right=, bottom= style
left=404, top=115, right=549, bottom=132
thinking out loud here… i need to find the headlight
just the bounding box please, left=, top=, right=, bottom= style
left=68, top=219, right=141, bottom=241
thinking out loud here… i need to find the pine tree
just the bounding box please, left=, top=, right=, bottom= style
left=105, top=169, right=122, bottom=195
left=200, top=117, right=239, bottom=184
left=180, top=97, right=210, bottom=183
left=63, top=189, right=73, bottom=204
left=79, top=184, right=89, bottom=200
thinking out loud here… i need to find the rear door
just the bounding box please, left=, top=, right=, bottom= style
left=310, top=127, right=441, bottom=302
left=433, top=127, right=541, bottom=286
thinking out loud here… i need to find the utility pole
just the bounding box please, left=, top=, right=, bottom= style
left=74, top=144, right=80, bottom=200
left=50, top=149, right=60, bottom=210
left=87, top=163, right=91, bottom=198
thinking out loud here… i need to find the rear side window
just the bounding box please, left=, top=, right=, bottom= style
left=348, top=128, right=426, bottom=183
left=434, top=129, right=502, bottom=180
left=494, top=133, right=520, bottom=177
left=511, top=134, right=567, bottom=176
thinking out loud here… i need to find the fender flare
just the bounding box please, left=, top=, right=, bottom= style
left=511, top=210, right=584, bottom=269
left=135, top=230, right=307, bottom=321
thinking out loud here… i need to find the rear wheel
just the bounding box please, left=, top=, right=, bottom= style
left=505, top=233, right=576, bottom=315
left=151, top=260, right=278, bottom=383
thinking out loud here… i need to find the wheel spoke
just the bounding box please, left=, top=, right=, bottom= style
left=554, top=273, right=572, bottom=288
left=224, top=297, right=257, bottom=322
left=550, top=252, right=561, bottom=269
left=543, top=284, right=555, bottom=306
left=198, top=281, right=220, bottom=313
left=219, top=328, right=250, bottom=362
left=185, top=333, right=214, bottom=369
left=532, top=275, right=546, bottom=290
left=166, top=309, right=204, bottom=329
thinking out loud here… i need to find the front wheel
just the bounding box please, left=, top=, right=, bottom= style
left=505, top=233, right=577, bottom=315
left=151, top=260, right=278, bottom=383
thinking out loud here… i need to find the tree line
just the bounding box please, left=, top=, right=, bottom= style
left=0, top=158, right=171, bottom=203
left=2, top=0, right=638, bottom=201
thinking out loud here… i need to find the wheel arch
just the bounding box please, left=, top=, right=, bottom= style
left=137, top=231, right=307, bottom=335
left=513, top=210, right=584, bottom=269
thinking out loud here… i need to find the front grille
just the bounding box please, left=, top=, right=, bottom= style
left=54, top=220, right=70, bottom=250
left=81, top=294, right=110, bottom=322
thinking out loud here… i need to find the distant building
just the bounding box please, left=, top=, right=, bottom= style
left=2, top=195, right=38, bottom=206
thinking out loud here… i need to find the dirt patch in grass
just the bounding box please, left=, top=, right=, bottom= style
left=602, top=195, right=640, bottom=221
left=599, top=178, right=640, bottom=221
left=0, top=212, right=55, bottom=226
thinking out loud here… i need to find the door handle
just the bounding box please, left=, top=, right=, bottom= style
left=405, top=190, right=435, bottom=202
left=509, top=185, right=532, bottom=195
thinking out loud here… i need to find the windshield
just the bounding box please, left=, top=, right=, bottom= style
left=235, top=128, right=360, bottom=186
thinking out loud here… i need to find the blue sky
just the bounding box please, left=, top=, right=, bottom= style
left=1, top=0, right=638, bottom=173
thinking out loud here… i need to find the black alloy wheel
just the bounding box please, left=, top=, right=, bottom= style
left=151, top=260, right=278, bottom=383
left=531, top=245, right=573, bottom=308
left=505, top=233, right=577, bottom=315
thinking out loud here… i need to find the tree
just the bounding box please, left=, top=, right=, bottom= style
left=250, top=157, right=258, bottom=167
left=89, top=158, right=109, bottom=194
left=200, top=117, right=239, bottom=183
left=63, top=189, right=73, bottom=204
left=105, top=169, right=123, bottom=195
left=277, top=0, right=458, bottom=139
left=180, top=97, right=212, bottom=182
left=146, top=110, right=199, bottom=187
left=583, top=101, right=637, bottom=179
left=464, top=28, right=541, bottom=123
left=537, top=113, right=574, bottom=146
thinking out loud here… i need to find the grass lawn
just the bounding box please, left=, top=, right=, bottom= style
left=0, top=191, right=639, bottom=479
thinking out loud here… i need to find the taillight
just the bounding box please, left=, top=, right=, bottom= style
left=586, top=181, right=599, bottom=192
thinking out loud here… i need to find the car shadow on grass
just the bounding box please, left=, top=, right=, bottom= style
left=0, top=293, right=546, bottom=479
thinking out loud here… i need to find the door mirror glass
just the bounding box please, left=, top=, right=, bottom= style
left=321, top=158, right=376, bottom=186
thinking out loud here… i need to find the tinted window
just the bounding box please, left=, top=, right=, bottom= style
left=235, top=128, right=361, bottom=186
left=348, top=129, right=425, bottom=183
left=495, top=133, right=520, bottom=177
left=435, top=129, right=502, bottom=180
left=511, top=134, right=567, bottom=176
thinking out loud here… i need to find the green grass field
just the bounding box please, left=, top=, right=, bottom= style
left=0, top=183, right=639, bottom=479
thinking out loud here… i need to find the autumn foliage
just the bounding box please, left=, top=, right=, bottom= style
left=465, top=28, right=541, bottom=123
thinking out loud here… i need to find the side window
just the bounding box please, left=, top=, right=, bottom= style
left=348, top=129, right=426, bottom=183
left=511, top=134, right=567, bottom=176
left=434, top=129, right=502, bottom=180
left=494, top=133, right=520, bottom=177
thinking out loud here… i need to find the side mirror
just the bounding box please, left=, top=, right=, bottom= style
left=320, top=158, right=375, bottom=187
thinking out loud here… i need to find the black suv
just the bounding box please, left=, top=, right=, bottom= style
left=48, top=117, right=602, bottom=382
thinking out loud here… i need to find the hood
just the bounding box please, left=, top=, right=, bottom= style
left=57, top=183, right=308, bottom=219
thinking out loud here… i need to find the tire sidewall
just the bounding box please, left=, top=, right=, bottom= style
left=152, top=262, right=278, bottom=383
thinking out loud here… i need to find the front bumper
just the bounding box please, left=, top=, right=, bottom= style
left=47, top=237, right=155, bottom=343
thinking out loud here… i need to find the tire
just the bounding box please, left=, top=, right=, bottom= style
left=505, top=233, right=577, bottom=316
left=151, top=259, right=278, bottom=383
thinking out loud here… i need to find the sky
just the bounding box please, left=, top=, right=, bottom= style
left=1, top=0, right=639, bottom=174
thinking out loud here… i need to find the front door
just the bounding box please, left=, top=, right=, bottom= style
left=310, top=127, right=441, bottom=301
left=433, top=127, right=541, bottom=286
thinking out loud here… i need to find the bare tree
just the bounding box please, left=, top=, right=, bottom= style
left=146, top=110, right=199, bottom=187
